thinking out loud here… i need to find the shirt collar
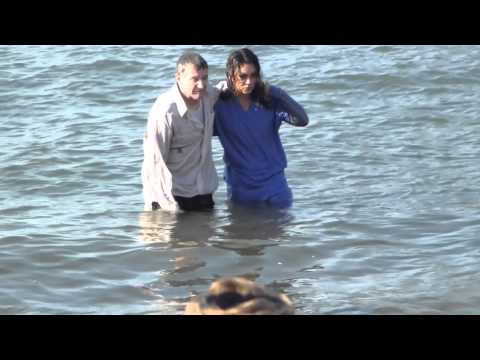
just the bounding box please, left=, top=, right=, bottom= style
left=172, top=83, right=188, bottom=118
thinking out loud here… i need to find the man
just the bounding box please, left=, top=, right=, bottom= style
left=142, top=52, right=224, bottom=212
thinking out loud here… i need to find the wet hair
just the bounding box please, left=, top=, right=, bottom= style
left=176, top=52, right=208, bottom=74
left=220, top=48, right=272, bottom=108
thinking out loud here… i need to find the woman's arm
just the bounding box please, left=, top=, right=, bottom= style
left=269, top=85, right=309, bottom=127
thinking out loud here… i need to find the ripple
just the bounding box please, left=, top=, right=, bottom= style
left=371, top=45, right=398, bottom=53
left=2, top=45, right=480, bottom=314
left=77, top=59, right=147, bottom=73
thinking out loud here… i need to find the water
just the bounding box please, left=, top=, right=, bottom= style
left=1, top=45, right=480, bottom=314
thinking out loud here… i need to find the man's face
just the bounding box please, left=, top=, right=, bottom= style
left=176, top=63, right=208, bottom=105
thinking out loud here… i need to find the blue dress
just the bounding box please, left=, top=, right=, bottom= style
left=214, top=86, right=308, bottom=208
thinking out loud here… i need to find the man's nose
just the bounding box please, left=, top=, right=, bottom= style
left=197, top=80, right=206, bottom=89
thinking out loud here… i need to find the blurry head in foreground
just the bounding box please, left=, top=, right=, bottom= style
left=185, top=277, right=294, bottom=315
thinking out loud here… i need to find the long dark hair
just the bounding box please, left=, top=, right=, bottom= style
left=220, top=48, right=272, bottom=109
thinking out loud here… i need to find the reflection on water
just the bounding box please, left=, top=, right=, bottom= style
left=214, top=204, right=295, bottom=256
left=138, top=205, right=294, bottom=261
left=138, top=210, right=178, bottom=244
left=138, top=210, right=215, bottom=278
left=137, top=205, right=297, bottom=313
left=5, top=46, right=480, bottom=313
left=138, top=210, right=216, bottom=246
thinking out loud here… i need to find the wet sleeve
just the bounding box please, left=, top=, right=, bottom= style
left=143, top=107, right=178, bottom=212
left=270, top=85, right=309, bottom=127
left=153, top=113, right=172, bottom=160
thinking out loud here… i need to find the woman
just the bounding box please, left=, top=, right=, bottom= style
left=214, top=48, right=309, bottom=208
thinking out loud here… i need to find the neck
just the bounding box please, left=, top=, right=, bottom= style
left=177, top=83, right=200, bottom=109
left=186, top=99, right=200, bottom=110
left=181, top=94, right=200, bottom=110
left=237, top=93, right=251, bottom=102
left=236, top=94, right=252, bottom=111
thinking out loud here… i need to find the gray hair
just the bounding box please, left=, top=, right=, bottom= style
left=176, top=52, right=208, bottom=74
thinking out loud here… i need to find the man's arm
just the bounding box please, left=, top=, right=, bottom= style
left=148, top=111, right=172, bottom=161
left=142, top=106, right=178, bottom=212
left=269, top=85, right=309, bottom=127
left=208, top=81, right=228, bottom=105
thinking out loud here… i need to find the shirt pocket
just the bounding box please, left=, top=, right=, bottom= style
left=172, top=121, right=202, bottom=154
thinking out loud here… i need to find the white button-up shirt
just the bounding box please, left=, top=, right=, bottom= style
left=141, top=82, right=223, bottom=211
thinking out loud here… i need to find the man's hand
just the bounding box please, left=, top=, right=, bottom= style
left=216, top=80, right=228, bottom=92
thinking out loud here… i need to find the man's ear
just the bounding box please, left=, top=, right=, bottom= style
left=176, top=64, right=184, bottom=82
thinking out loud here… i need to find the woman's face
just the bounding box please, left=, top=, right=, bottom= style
left=233, top=63, right=258, bottom=96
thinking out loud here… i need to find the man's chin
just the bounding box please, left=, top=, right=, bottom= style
left=186, top=95, right=203, bottom=106
left=192, top=92, right=205, bottom=98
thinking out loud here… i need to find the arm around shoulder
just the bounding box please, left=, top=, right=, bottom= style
left=209, top=81, right=228, bottom=104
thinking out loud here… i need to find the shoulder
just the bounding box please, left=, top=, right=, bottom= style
left=268, top=85, right=286, bottom=98
left=204, top=81, right=227, bottom=109
left=215, top=96, right=233, bottom=110
left=150, top=87, right=180, bottom=122
left=155, top=86, right=178, bottom=110
left=215, top=99, right=240, bottom=120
